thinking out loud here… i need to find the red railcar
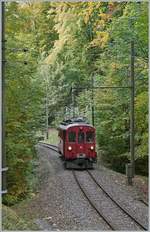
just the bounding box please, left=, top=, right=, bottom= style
left=58, top=118, right=97, bottom=169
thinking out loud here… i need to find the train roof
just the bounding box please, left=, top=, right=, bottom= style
left=58, top=117, right=94, bottom=130
left=58, top=122, right=94, bottom=130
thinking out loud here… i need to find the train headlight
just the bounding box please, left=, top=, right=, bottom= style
left=90, top=146, right=94, bottom=150
left=68, top=146, right=72, bottom=151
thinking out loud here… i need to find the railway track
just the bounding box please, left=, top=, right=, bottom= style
left=87, top=170, right=148, bottom=231
left=38, top=142, right=58, bottom=153
left=72, top=170, right=114, bottom=230
left=73, top=170, right=148, bottom=231
left=39, top=143, right=148, bottom=230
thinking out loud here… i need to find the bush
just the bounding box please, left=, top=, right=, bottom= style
left=101, top=150, right=148, bottom=176
left=135, top=155, right=148, bottom=176
left=100, top=150, right=129, bottom=173
left=109, top=154, right=129, bottom=173
left=2, top=195, right=19, bottom=206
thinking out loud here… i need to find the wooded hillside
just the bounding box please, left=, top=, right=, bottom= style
left=3, top=2, right=148, bottom=204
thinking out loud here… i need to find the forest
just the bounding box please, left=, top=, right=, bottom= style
left=3, top=1, right=148, bottom=205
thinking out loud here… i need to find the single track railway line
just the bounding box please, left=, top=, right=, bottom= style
left=72, top=170, right=114, bottom=230
left=38, top=142, right=58, bottom=153
left=38, top=143, right=148, bottom=231
left=73, top=170, right=147, bottom=231
left=87, top=170, right=148, bottom=231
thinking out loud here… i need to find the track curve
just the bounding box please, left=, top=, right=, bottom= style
left=87, top=170, right=148, bottom=231
left=72, top=170, right=114, bottom=230
left=38, top=143, right=148, bottom=230
left=38, top=142, right=58, bottom=152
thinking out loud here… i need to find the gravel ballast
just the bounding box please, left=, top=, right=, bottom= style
left=11, top=145, right=148, bottom=231
left=75, top=171, right=146, bottom=230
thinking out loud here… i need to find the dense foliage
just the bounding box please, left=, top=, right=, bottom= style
left=4, top=1, right=148, bottom=204
left=3, top=2, right=56, bottom=204
left=43, top=2, right=148, bottom=173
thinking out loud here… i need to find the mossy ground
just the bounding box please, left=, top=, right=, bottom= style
left=2, top=204, right=39, bottom=230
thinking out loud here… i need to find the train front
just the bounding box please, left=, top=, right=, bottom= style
left=65, top=123, right=97, bottom=169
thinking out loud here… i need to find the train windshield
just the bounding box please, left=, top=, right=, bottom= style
left=78, top=131, right=84, bottom=143
left=86, top=131, right=94, bottom=143
left=68, top=131, right=76, bottom=142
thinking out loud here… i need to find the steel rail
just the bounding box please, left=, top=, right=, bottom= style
left=72, top=170, right=115, bottom=230
left=38, top=142, right=58, bottom=149
left=37, top=143, right=147, bottom=230
left=139, top=199, right=149, bottom=207
left=87, top=170, right=148, bottom=231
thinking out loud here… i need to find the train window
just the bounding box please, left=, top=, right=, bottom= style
left=86, top=131, right=94, bottom=142
left=78, top=132, right=84, bottom=143
left=68, top=131, right=76, bottom=142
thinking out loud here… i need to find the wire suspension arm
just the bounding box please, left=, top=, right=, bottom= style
left=72, top=86, right=131, bottom=90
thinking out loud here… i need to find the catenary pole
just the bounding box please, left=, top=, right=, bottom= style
left=130, top=40, right=135, bottom=178
left=72, top=83, right=75, bottom=117
left=91, top=76, right=95, bottom=126
left=45, top=75, right=49, bottom=140
left=2, top=1, right=7, bottom=194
